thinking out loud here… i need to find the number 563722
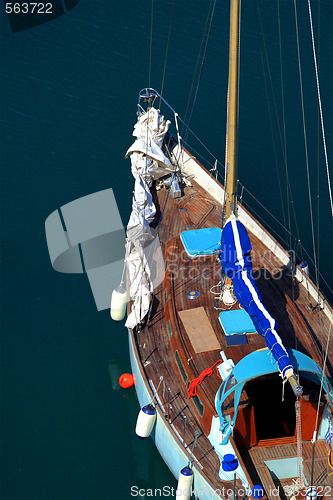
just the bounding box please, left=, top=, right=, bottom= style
left=5, top=3, right=53, bottom=14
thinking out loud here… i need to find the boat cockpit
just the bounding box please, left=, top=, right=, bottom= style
left=216, top=348, right=333, bottom=448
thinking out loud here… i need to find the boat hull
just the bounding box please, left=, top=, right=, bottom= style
left=128, top=329, right=232, bottom=500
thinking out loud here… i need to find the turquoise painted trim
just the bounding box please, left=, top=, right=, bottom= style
left=128, top=331, right=225, bottom=500
left=264, top=457, right=298, bottom=480
left=228, top=349, right=322, bottom=385
left=216, top=348, right=333, bottom=435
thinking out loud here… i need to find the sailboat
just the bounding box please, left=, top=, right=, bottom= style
left=45, top=1, right=332, bottom=499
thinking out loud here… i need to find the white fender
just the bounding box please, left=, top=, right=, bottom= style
left=135, top=404, right=156, bottom=439
left=176, top=466, right=194, bottom=500
left=110, top=286, right=127, bottom=321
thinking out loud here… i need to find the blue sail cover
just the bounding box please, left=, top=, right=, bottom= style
left=220, top=216, right=292, bottom=378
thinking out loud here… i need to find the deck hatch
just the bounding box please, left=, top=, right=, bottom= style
left=178, top=306, right=220, bottom=353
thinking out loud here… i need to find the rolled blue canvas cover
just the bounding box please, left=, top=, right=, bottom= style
left=220, top=216, right=292, bottom=377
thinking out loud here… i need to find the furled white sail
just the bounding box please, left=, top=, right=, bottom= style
left=125, top=107, right=173, bottom=329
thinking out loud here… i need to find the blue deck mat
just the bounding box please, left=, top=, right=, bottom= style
left=225, top=334, right=248, bottom=346
left=180, top=227, right=221, bottom=257
left=219, top=309, right=257, bottom=336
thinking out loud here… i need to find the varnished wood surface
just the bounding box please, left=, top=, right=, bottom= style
left=178, top=306, right=220, bottom=353
left=242, top=441, right=333, bottom=499
left=131, top=167, right=333, bottom=497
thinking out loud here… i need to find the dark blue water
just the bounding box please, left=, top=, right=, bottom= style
left=1, top=1, right=332, bottom=499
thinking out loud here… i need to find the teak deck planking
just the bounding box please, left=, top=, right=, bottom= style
left=130, top=167, right=333, bottom=498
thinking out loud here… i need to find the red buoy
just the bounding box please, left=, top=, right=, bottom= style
left=119, top=373, right=134, bottom=389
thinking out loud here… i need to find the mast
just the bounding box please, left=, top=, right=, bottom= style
left=221, top=0, right=240, bottom=303
left=225, top=0, right=240, bottom=218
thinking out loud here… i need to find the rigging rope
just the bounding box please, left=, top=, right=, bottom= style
left=277, top=0, right=292, bottom=249
left=177, top=115, right=223, bottom=176
left=255, top=0, right=304, bottom=253
left=295, top=399, right=304, bottom=489
left=182, top=0, right=216, bottom=151
left=313, top=321, right=332, bottom=436
left=307, top=0, right=333, bottom=220
left=209, top=142, right=331, bottom=297
left=255, top=0, right=288, bottom=243
left=326, top=406, right=333, bottom=475
left=310, top=320, right=332, bottom=483
left=148, top=0, right=154, bottom=90
left=160, top=0, right=174, bottom=104
left=181, top=0, right=215, bottom=138
left=293, top=0, right=320, bottom=299
left=188, top=360, right=222, bottom=399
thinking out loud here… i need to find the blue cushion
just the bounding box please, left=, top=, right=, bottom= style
left=219, top=309, right=256, bottom=336
left=180, top=227, right=221, bottom=257
left=225, top=334, right=248, bottom=346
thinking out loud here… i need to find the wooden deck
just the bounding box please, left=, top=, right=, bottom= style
left=131, top=160, right=333, bottom=498
left=241, top=441, right=333, bottom=499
